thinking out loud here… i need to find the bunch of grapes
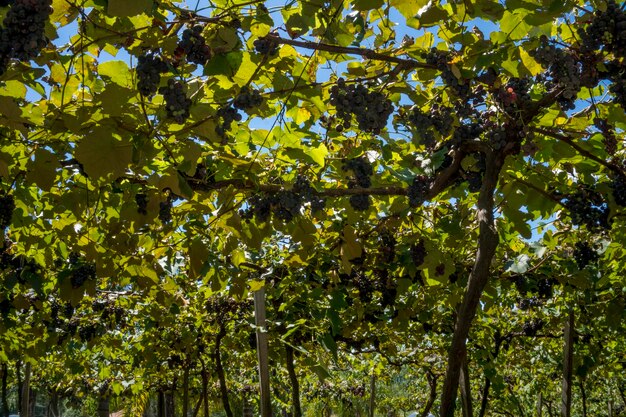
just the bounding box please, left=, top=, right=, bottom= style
left=136, top=53, right=168, bottom=97
left=380, top=285, right=397, bottom=308
left=239, top=176, right=329, bottom=222
left=410, top=239, right=427, bottom=267
left=408, top=175, right=431, bottom=207
left=351, top=272, right=375, bottom=303
left=233, top=86, right=263, bottom=110
left=611, top=174, right=626, bottom=206
left=573, top=241, right=599, bottom=269
left=578, top=0, right=626, bottom=57
left=253, top=36, right=279, bottom=56
left=465, top=170, right=483, bottom=192
left=0, top=0, right=53, bottom=74
left=341, top=157, right=374, bottom=211
left=293, top=175, right=326, bottom=212
left=178, top=26, right=212, bottom=65
left=70, top=262, right=96, bottom=288
left=496, top=77, right=532, bottom=114
left=0, top=193, right=15, bottom=229
left=78, top=324, right=98, bottom=342
left=561, top=188, right=611, bottom=230
left=272, top=190, right=303, bottom=222
left=422, top=48, right=470, bottom=97
left=215, top=105, right=242, bottom=137
left=450, top=122, right=484, bottom=148
left=207, top=296, right=250, bottom=323
left=342, top=157, right=373, bottom=188
left=517, top=296, right=543, bottom=310
left=484, top=123, right=509, bottom=151
left=531, top=37, right=582, bottom=110
left=159, top=79, right=192, bottom=123
left=593, top=118, right=618, bottom=156
left=536, top=277, right=556, bottom=299
left=378, top=230, right=396, bottom=264
left=406, top=104, right=453, bottom=148
left=329, top=78, right=394, bottom=134
left=239, top=194, right=271, bottom=223
left=135, top=192, right=148, bottom=215
left=608, top=68, right=626, bottom=110
left=522, top=319, right=545, bottom=337
left=159, top=197, right=173, bottom=224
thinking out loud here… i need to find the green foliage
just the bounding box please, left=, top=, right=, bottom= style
left=0, top=0, right=626, bottom=415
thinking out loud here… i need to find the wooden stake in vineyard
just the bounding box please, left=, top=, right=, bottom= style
left=254, top=286, right=272, bottom=417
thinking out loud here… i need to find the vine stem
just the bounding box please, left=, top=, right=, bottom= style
left=440, top=150, right=502, bottom=417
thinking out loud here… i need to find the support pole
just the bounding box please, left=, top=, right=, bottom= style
left=561, top=309, right=574, bottom=417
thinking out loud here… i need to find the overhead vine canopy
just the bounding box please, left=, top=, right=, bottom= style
left=1, top=0, right=626, bottom=416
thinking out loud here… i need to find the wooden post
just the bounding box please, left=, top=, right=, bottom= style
left=561, top=309, right=574, bottom=417
left=254, top=287, right=272, bottom=417
left=537, top=392, right=542, bottom=417
left=368, top=372, right=376, bottom=417
left=21, top=362, right=31, bottom=417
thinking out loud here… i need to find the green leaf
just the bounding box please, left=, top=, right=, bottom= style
left=107, top=0, right=152, bottom=17
left=74, top=130, right=133, bottom=179
left=98, top=60, right=132, bottom=86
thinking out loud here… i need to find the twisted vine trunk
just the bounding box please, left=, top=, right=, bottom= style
left=368, top=373, right=376, bottom=417
left=285, top=345, right=301, bottom=417
left=419, top=371, right=437, bottom=417
left=478, top=376, right=491, bottom=417
left=215, top=326, right=233, bottom=417
left=201, top=359, right=210, bottom=417
left=439, top=154, right=502, bottom=417
left=97, top=397, right=109, bottom=417
left=460, top=354, right=473, bottom=417
left=21, top=362, right=31, bottom=417
left=158, top=390, right=165, bottom=417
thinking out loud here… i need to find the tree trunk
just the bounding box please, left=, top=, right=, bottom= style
left=537, top=392, right=542, bottom=417
left=368, top=373, right=376, bottom=417
left=579, top=381, right=587, bottom=417
left=21, top=362, right=31, bottom=417
left=192, top=396, right=203, bottom=417
left=561, top=309, right=574, bottom=417
left=215, top=327, right=234, bottom=417
left=439, top=155, right=501, bottom=417
left=545, top=400, right=554, bottom=417
left=201, top=359, right=210, bottom=417
left=460, top=354, right=473, bottom=417
left=29, top=389, right=37, bottom=417
left=478, top=376, right=491, bottom=417
left=183, top=366, right=190, bottom=417
left=158, top=390, right=165, bottom=417
left=166, top=392, right=175, bottom=417
left=419, top=371, right=437, bottom=417
left=285, top=345, right=302, bottom=417
left=254, top=288, right=272, bottom=417
left=97, top=397, right=109, bottom=417
left=1, top=363, right=8, bottom=417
